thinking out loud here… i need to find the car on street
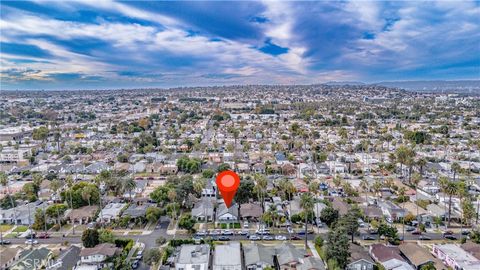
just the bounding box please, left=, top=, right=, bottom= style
left=290, top=235, right=302, bottom=240
left=405, top=226, right=415, bottom=232
left=362, top=235, right=376, bottom=240
left=275, top=235, right=287, bottom=241
left=262, top=235, right=274, bottom=241
left=419, top=235, right=431, bottom=240
left=238, top=230, right=249, bottom=235
left=249, top=235, right=260, bottom=241
left=0, top=240, right=11, bottom=245
left=25, top=239, right=38, bottom=245
left=461, top=230, right=470, bottom=235
left=218, top=236, right=231, bottom=241
left=222, top=230, right=233, bottom=235
left=196, top=230, right=207, bottom=236
left=444, top=235, right=457, bottom=240
left=136, top=250, right=143, bottom=260
left=443, top=230, right=454, bottom=236
left=38, top=232, right=50, bottom=239
left=131, top=260, right=139, bottom=269
left=192, top=236, right=203, bottom=242
left=411, top=230, right=422, bottom=235
left=209, top=230, right=221, bottom=235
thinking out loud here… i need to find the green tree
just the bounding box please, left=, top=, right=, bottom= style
left=122, top=177, right=137, bottom=201
left=325, top=226, right=350, bottom=269
left=236, top=179, right=255, bottom=204
left=320, top=206, right=339, bottom=227
left=146, top=206, right=162, bottom=223
left=82, top=229, right=99, bottom=248
left=178, top=214, right=196, bottom=232
left=217, top=163, right=231, bottom=172
left=32, top=126, right=49, bottom=141
left=339, top=207, right=362, bottom=243
left=419, top=262, right=436, bottom=270
left=98, top=229, right=115, bottom=243
left=202, top=169, right=215, bottom=179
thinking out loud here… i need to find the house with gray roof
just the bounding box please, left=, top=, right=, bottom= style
left=216, top=202, right=239, bottom=223
left=274, top=242, right=307, bottom=269
left=243, top=243, right=275, bottom=270
left=191, top=198, right=214, bottom=222
left=174, top=244, right=210, bottom=270
left=213, top=242, right=242, bottom=270
left=97, top=202, right=126, bottom=223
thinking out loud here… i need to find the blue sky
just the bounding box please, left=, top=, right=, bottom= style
left=1, top=0, right=479, bottom=90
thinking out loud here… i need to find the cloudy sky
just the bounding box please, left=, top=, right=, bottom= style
left=1, top=0, right=479, bottom=90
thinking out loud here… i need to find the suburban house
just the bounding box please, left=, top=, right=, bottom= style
left=65, top=205, right=99, bottom=225
left=399, top=243, right=445, bottom=270
left=216, top=202, right=239, bottom=223
left=243, top=243, right=275, bottom=270
left=174, top=244, right=210, bottom=270
left=274, top=242, right=307, bottom=270
left=432, top=244, right=480, bottom=270
left=297, top=257, right=325, bottom=270
left=240, top=203, right=263, bottom=221
left=97, top=202, right=126, bottom=223
left=191, top=198, right=214, bottom=222
left=213, top=242, right=242, bottom=270
left=79, top=243, right=120, bottom=268
left=369, top=244, right=414, bottom=270
left=347, top=243, right=375, bottom=270
left=0, top=201, right=47, bottom=225
left=0, top=248, right=21, bottom=270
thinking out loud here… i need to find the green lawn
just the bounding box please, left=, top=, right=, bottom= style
left=0, top=224, right=13, bottom=232
left=128, top=231, right=142, bottom=235
left=13, top=225, right=28, bottom=233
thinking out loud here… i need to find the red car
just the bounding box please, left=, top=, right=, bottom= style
left=38, top=232, right=50, bottom=239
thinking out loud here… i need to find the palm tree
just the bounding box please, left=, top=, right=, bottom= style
left=300, top=193, right=314, bottom=250
left=193, top=179, right=205, bottom=196
left=456, top=180, right=467, bottom=231
left=398, top=187, right=406, bottom=240
left=309, top=182, right=319, bottom=220
left=253, top=174, right=267, bottom=212
left=65, top=175, right=75, bottom=235
left=451, top=162, right=461, bottom=182
left=372, top=180, right=382, bottom=203
left=122, top=177, right=137, bottom=202
left=438, top=176, right=449, bottom=228
left=411, top=173, right=422, bottom=221
left=360, top=178, right=369, bottom=206
left=443, top=179, right=458, bottom=227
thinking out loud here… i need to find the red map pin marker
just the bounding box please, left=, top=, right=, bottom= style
left=216, top=170, right=240, bottom=208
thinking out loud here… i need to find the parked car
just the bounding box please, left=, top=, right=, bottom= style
left=38, top=232, right=50, bottom=239
left=249, top=235, right=260, bottom=241
left=443, top=230, right=454, bottom=236
left=444, top=235, right=457, bottom=240
left=131, top=260, right=139, bottom=269
left=196, top=230, right=207, bottom=236
left=411, top=230, right=422, bottom=235
left=405, top=226, right=415, bottom=232
left=275, top=235, right=287, bottom=241
left=0, top=240, right=11, bottom=245
left=25, top=239, right=38, bottom=245
left=461, top=230, right=470, bottom=235
left=238, top=230, right=249, bottom=235
left=209, top=230, right=221, bottom=235
left=419, top=235, right=431, bottom=240
left=290, top=235, right=302, bottom=240
left=218, top=236, right=230, bottom=241
left=362, top=235, right=376, bottom=240
left=222, top=230, right=233, bottom=235
left=287, top=227, right=294, bottom=234
left=136, top=250, right=143, bottom=260
left=243, top=221, right=249, bottom=228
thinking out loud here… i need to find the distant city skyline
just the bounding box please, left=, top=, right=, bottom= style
left=1, top=0, right=479, bottom=90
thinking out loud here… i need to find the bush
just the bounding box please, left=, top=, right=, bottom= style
left=169, top=239, right=195, bottom=247
left=233, top=223, right=241, bottom=229
left=315, top=235, right=324, bottom=247
left=156, top=237, right=166, bottom=246
left=221, top=223, right=227, bottom=229
left=143, top=248, right=162, bottom=266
